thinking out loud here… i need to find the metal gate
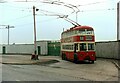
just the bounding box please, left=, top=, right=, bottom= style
left=48, top=42, right=60, bottom=56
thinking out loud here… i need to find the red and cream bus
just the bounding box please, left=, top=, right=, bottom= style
left=61, top=25, right=96, bottom=63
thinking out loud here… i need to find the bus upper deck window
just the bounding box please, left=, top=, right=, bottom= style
left=86, top=30, right=93, bottom=34
left=79, top=29, right=85, bottom=34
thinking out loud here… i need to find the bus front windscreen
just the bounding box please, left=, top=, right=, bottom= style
left=80, top=43, right=87, bottom=51
left=80, top=43, right=95, bottom=51
left=88, top=43, right=94, bottom=50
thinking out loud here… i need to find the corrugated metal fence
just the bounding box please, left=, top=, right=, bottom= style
left=96, top=41, right=120, bottom=59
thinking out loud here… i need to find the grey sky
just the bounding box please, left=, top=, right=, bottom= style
left=0, top=0, right=119, bottom=44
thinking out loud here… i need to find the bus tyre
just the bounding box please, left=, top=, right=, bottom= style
left=90, top=61, right=94, bottom=64
left=62, top=54, right=65, bottom=60
left=62, top=54, right=66, bottom=60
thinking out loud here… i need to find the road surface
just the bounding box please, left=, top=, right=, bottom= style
left=1, top=55, right=119, bottom=82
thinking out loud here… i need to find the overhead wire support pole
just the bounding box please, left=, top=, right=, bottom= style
left=6, top=25, right=14, bottom=45
left=33, top=6, right=37, bottom=60
left=0, top=25, right=14, bottom=45
left=8, top=25, right=10, bottom=45
left=31, top=6, right=39, bottom=60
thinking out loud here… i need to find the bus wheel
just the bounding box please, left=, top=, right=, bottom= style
left=62, top=54, right=67, bottom=60
left=90, top=60, right=94, bottom=64
left=74, top=54, right=78, bottom=63
left=62, top=54, right=65, bottom=60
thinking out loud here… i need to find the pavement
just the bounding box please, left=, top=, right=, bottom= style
left=0, top=55, right=60, bottom=65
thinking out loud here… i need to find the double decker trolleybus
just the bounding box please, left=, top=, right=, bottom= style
left=61, top=25, right=96, bottom=63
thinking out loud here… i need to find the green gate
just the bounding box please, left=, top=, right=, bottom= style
left=48, top=42, right=60, bottom=56
left=2, top=46, right=6, bottom=54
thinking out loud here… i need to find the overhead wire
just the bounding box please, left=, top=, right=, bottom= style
left=3, top=7, right=116, bottom=27
left=39, top=0, right=114, bottom=24
left=0, top=3, right=32, bottom=9
left=3, top=14, right=32, bottom=23
left=38, top=9, right=64, bottom=15
left=41, top=0, right=76, bottom=14
left=77, top=1, right=108, bottom=7
left=2, top=0, right=117, bottom=26
left=79, top=8, right=116, bottom=12
left=14, top=17, right=59, bottom=27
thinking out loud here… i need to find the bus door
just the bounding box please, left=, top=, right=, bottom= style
left=74, top=44, right=77, bottom=53
left=73, top=44, right=78, bottom=60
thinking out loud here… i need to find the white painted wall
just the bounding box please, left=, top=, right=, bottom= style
left=0, top=41, right=48, bottom=55
left=6, top=44, right=34, bottom=54
left=0, top=45, right=2, bottom=54
left=36, top=41, right=48, bottom=55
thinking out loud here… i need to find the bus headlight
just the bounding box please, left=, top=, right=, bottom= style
left=91, top=54, right=94, bottom=56
left=80, top=55, right=83, bottom=56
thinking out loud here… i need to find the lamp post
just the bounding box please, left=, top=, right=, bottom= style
left=31, top=6, right=39, bottom=60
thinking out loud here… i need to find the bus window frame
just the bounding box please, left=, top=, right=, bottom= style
left=79, top=43, right=87, bottom=51
left=87, top=43, right=95, bottom=51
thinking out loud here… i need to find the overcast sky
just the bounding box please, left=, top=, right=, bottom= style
left=0, top=0, right=119, bottom=44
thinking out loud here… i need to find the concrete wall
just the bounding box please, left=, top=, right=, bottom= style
left=36, top=41, right=48, bottom=55
left=0, top=41, right=48, bottom=55
left=5, top=44, right=34, bottom=55
left=0, top=45, right=2, bottom=54
left=96, top=41, right=120, bottom=59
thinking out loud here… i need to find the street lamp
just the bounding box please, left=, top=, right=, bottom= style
left=31, top=6, right=39, bottom=60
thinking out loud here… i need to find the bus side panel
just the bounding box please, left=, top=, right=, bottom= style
left=62, top=51, right=96, bottom=61
left=62, top=51, right=74, bottom=60
left=65, top=51, right=74, bottom=60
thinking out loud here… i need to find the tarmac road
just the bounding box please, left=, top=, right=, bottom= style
left=0, top=55, right=119, bottom=82
left=2, top=64, right=88, bottom=81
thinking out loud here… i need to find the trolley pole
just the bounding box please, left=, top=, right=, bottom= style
left=31, top=6, right=39, bottom=60
left=76, top=11, right=79, bottom=23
